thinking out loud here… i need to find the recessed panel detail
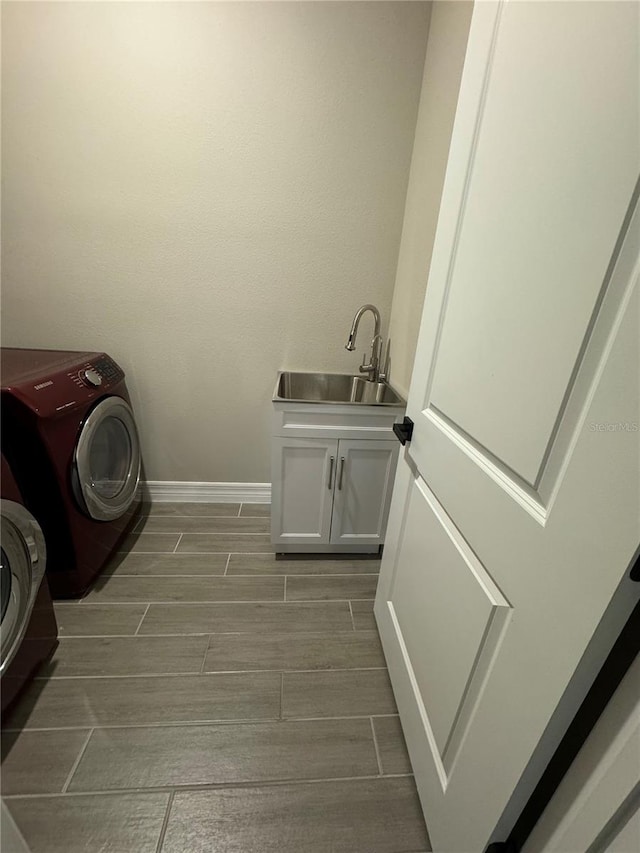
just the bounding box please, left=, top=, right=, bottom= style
left=390, top=475, right=511, bottom=764
left=424, top=0, right=638, bottom=484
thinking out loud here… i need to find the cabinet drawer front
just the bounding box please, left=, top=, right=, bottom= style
left=330, top=440, right=400, bottom=547
left=273, top=405, right=404, bottom=441
left=271, top=437, right=338, bottom=546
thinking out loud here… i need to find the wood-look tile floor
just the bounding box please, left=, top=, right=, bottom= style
left=2, top=504, right=430, bottom=853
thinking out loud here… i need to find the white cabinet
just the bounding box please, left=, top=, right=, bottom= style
left=271, top=437, right=337, bottom=546
left=330, top=439, right=398, bottom=548
left=271, top=399, right=404, bottom=553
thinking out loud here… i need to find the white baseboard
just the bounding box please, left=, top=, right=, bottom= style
left=140, top=481, right=271, bottom=504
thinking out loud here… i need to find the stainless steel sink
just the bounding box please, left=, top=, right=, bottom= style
left=274, top=372, right=405, bottom=406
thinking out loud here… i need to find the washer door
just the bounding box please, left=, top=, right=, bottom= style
left=74, top=396, right=141, bottom=521
left=0, top=500, right=47, bottom=674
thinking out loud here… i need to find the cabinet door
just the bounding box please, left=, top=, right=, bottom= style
left=330, top=440, right=399, bottom=547
left=271, top=437, right=338, bottom=547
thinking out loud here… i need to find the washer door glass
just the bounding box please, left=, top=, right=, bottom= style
left=1, top=548, right=12, bottom=622
left=89, top=416, right=133, bottom=500
left=0, top=535, right=27, bottom=674
left=0, top=503, right=45, bottom=675
left=74, top=397, right=141, bottom=521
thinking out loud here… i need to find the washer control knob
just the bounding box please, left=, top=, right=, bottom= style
left=82, top=368, right=102, bottom=387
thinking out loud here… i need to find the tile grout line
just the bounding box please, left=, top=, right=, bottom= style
left=172, top=533, right=184, bottom=554
left=279, top=673, right=284, bottom=721
left=118, top=550, right=375, bottom=556
left=237, top=503, right=242, bottom=517
left=138, top=514, right=269, bottom=525
left=36, top=667, right=389, bottom=681
left=4, top=772, right=416, bottom=800
left=127, top=533, right=181, bottom=539
left=45, top=627, right=378, bottom=640
left=116, top=552, right=378, bottom=560
left=99, top=573, right=379, bottom=579
left=348, top=601, right=356, bottom=631
left=3, top=713, right=402, bottom=735
left=121, top=553, right=374, bottom=561
left=199, top=637, right=210, bottom=674
left=143, top=515, right=267, bottom=520
left=200, top=632, right=215, bottom=672
left=223, top=554, right=231, bottom=576
left=61, top=727, right=94, bottom=793
left=55, top=602, right=152, bottom=608
left=154, top=790, right=175, bottom=853
left=137, top=527, right=270, bottom=535
left=283, top=576, right=287, bottom=602
left=370, top=716, right=384, bottom=776
left=62, top=598, right=375, bottom=606
left=34, top=629, right=382, bottom=641
left=134, top=604, right=151, bottom=635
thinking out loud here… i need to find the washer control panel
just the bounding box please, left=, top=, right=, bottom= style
left=69, top=356, right=124, bottom=392
left=2, top=350, right=126, bottom=419
left=92, top=356, right=123, bottom=383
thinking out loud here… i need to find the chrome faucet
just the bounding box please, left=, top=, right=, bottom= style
left=345, top=304, right=385, bottom=382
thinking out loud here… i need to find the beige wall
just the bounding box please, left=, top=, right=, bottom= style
left=1, top=1, right=429, bottom=482
left=387, top=0, right=473, bottom=399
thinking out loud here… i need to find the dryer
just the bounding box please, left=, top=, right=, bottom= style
left=1, top=348, right=142, bottom=598
left=1, top=454, right=57, bottom=714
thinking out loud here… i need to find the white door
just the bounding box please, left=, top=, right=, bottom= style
left=330, top=439, right=398, bottom=547
left=271, top=437, right=337, bottom=547
left=375, top=2, right=640, bottom=851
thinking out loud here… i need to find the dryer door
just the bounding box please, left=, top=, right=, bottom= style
left=73, top=396, right=141, bottom=521
left=0, top=500, right=47, bottom=674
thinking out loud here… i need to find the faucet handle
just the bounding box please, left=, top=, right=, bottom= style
left=379, top=339, right=390, bottom=382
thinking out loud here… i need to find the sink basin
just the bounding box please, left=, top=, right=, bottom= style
left=274, top=372, right=405, bottom=406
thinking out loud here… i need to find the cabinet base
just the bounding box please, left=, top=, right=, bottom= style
left=273, top=543, right=381, bottom=555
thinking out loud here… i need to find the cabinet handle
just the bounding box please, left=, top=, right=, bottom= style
left=328, top=456, right=335, bottom=489
left=338, top=456, right=345, bottom=490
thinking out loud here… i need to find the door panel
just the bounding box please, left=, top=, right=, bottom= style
left=389, top=476, right=510, bottom=764
left=271, top=437, right=337, bottom=546
left=421, top=0, right=639, bottom=485
left=330, top=440, right=398, bottom=547
left=375, top=2, right=640, bottom=850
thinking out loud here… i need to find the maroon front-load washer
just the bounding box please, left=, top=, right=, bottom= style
left=1, top=453, right=58, bottom=714
left=1, top=348, right=142, bottom=598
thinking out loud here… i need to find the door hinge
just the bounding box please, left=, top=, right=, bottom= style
left=393, top=416, right=414, bottom=445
